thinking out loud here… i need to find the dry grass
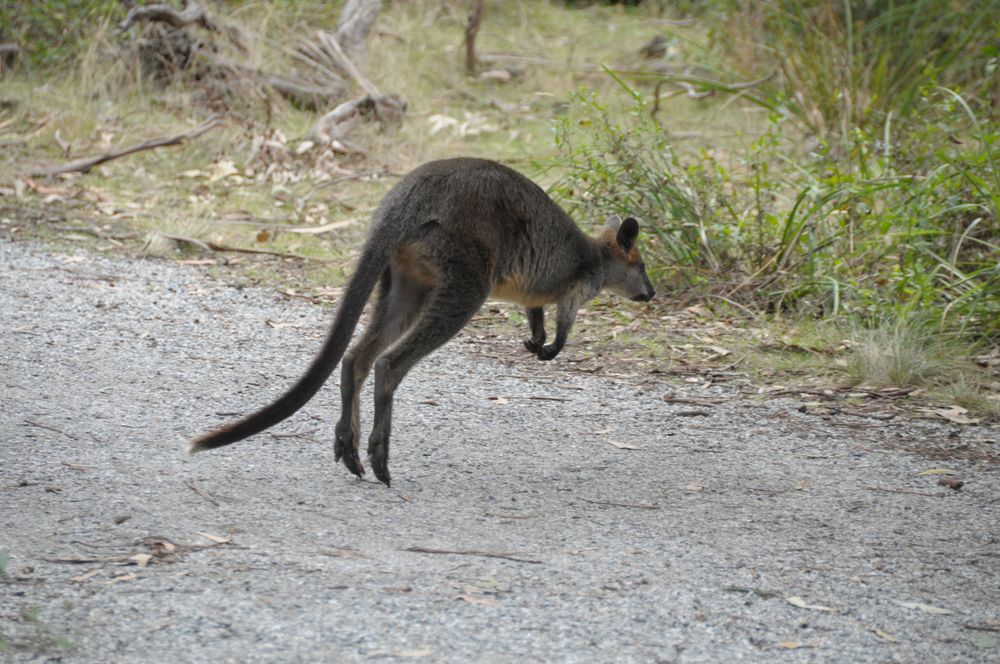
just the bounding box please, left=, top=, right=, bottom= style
left=846, top=318, right=962, bottom=389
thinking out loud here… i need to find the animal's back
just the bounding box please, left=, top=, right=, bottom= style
left=374, top=158, right=594, bottom=300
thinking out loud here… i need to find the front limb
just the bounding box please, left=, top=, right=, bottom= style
left=523, top=307, right=546, bottom=353
left=535, top=292, right=587, bottom=361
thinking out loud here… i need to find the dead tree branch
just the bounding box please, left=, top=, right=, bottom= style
left=334, top=0, right=383, bottom=61
left=118, top=1, right=217, bottom=34
left=465, top=0, right=485, bottom=75
left=30, top=117, right=222, bottom=177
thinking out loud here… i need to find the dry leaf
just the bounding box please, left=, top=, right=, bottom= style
left=70, top=569, right=101, bottom=583
left=130, top=553, right=152, bottom=568
left=209, top=159, right=239, bottom=182
left=893, top=600, right=953, bottom=615
left=786, top=596, right=834, bottom=612
left=606, top=440, right=640, bottom=450
left=938, top=478, right=964, bottom=490
left=930, top=406, right=980, bottom=424
left=285, top=219, right=360, bottom=234
left=255, top=230, right=271, bottom=243
left=872, top=628, right=898, bottom=642
left=686, top=482, right=704, bottom=493
left=916, top=468, right=960, bottom=476
left=777, top=640, right=819, bottom=650
left=196, top=532, right=232, bottom=545
left=458, top=595, right=499, bottom=607
left=105, top=572, right=137, bottom=584
left=367, top=649, right=433, bottom=658
left=488, top=396, right=509, bottom=405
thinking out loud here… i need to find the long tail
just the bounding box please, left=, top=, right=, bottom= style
left=188, top=234, right=394, bottom=454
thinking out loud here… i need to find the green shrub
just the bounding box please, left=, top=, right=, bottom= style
left=551, top=80, right=999, bottom=340
left=0, top=1, right=123, bottom=67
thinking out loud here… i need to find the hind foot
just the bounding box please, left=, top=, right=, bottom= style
left=368, top=443, right=391, bottom=487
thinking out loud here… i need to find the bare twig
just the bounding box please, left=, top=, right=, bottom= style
left=24, top=418, right=79, bottom=441
left=159, top=232, right=334, bottom=262
left=30, top=117, right=222, bottom=178
left=578, top=498, right=659, bottom=510
left=316, top=31, right=379, bottom=96
left=866, top=486, right=943, bottom=498
left=403, top=546, right=542, bottom=565
left=185, top=480, right=219, bottom=507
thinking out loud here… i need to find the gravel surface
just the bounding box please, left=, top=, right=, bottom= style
left=2, top=239, right=999, bottom=663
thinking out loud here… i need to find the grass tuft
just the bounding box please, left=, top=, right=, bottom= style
left=846, top=318, right=958, bottom=388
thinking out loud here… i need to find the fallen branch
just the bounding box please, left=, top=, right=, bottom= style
left=118, top=0, right=217, bottom=34
left=159, top=232, right=334, bottom=262
left=30, top=117, right=222, bottom=178
left=402, top=546, right=542, bottom=565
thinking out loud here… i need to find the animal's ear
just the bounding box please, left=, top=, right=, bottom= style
left=616, top=217, right=639, bottom=252
left=603, top=214, right=622, bottom=232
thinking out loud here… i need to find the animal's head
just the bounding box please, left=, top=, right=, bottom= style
left=599, top=214, right=655, bottom=302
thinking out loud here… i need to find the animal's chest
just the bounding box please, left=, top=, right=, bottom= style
left=489, top=276, right=558, bottom=307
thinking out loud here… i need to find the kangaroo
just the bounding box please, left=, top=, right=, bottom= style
left=188, top=158, right=655, bottom=485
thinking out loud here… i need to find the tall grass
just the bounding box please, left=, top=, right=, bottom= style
left=551, top=80, right=1000, bottom=340
left=713, top=0, right=1000, bottom=137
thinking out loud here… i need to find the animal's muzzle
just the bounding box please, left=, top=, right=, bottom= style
left=631, top=289, right=655, bottom=302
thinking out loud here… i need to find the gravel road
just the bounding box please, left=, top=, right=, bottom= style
left=2, top=239, right=998, bottom=663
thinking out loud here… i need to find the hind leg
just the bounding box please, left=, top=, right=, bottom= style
left=335, top=268, right=430, bottom=478
left=367, top=269, right=490, bottom=486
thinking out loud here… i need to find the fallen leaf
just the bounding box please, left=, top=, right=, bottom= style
left=930, top=406, right=980, bottom=424
left=488, top=396, right=509, bottom=405
left=209, top=159, right=239, bottom=182
left=196, top=532, right=232, bottom=545
left=938, top=478, right=964, bottom=490
left=105, top=572, right=137, bottom=584
left=605, top=440, right=640, bottom=450
left=916, top=468, right=960, bottom=476
left=458, top=595, right=498, bottom=607
left=366, top=648, right=434, bottom=658
left=872, top=628, right=898, bottom=642
left=130, top=553, right=152, bottom=568
left=70, top=569, right=101, bottom=583
left=685, top=482, right=704, bottom=493
left=255, top=229, right=271, bottom=243
left=285, top=218, right=360, bottom=234
left=786, top=596, right=835, bottom=612
left=893, top=600, right=954, bottom=615
left=777, top=640, right=819, bottom=650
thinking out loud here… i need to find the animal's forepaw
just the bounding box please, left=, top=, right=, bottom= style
left=536, top=344, right=560, bottom=361
left=523, top=338, right=544, bottom=353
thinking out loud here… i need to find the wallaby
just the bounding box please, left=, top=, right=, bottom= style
left=189, top=158, right=655, bottom=486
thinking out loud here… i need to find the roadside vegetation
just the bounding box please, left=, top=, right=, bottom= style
left=1, top=0, right=997, bottom=420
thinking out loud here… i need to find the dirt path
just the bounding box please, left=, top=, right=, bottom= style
left=2, top=240, right=998, bottom=662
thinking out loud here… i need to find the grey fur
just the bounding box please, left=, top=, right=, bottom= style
left=188, top=158, right=655, bottom=485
